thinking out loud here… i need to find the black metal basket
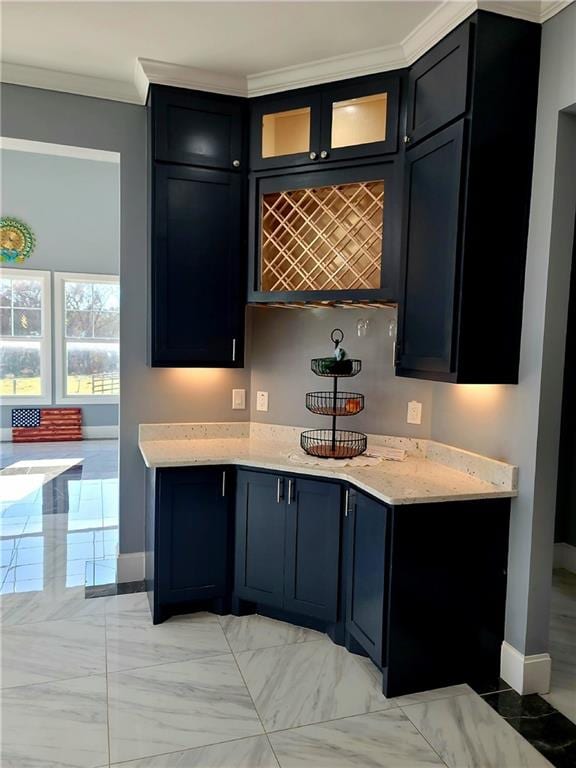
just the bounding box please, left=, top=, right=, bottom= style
left=311, top=358, right=361, bottom=377
left=306, top=391, right=365, bottom=416
left=301, top=429, right=368, bottom=460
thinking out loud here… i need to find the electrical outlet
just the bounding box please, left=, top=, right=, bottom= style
left=256, top=391, right=269, bottom=412
left=232, top=388, right=246, bottom=410
left=407, top=400, right=422, bottom=425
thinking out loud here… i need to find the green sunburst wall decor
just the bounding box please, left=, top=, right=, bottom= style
left=0, top=217, right=37, bottom=264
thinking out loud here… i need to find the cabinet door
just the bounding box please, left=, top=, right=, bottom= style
left=284, top=478, right=341, bottom=621
left=151, top=163, right=244, bottom=366
left=250, top=92, right=322, bottom=171
left=320, top=76, right=400, bottom=162
left=406, top=22, right=471, bottom=146
left=249, top=162, right=400, bottom=303
left=235, top=471, right=286, bottom=608
left=156, top=468, right=232, bottom=605
left=152, top=86, right=244, bottom=171
left=346, top=490, right=388, bottom=667
left=396, top=121, right=465, bottom=377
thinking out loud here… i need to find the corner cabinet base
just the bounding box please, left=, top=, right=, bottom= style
left=145, top=464, right=510, bottom=697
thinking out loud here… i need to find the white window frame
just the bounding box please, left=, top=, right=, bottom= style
left=0, top=267, right=52, bottom=406
left=54, top=272, right=119, bottom=405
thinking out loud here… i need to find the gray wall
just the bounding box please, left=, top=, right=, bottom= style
left=250, top=306, right=433, bottom=438
left=0, top=83, right=251, bottom=557
left=0, top=148, right=120, bottom=428
left=432, top=5, right=576, bottom=656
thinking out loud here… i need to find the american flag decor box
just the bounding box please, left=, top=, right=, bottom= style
left=11, top=408, right=82, bottom=443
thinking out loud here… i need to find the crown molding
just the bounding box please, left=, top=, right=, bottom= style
left=1, top=1, right=571, bottom=105
left=0, top=61, right=140, bottom=104
left=136, top=58, right=248, bottom=101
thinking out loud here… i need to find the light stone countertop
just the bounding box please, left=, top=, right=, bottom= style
left=138, top=422, right=518, bottom=507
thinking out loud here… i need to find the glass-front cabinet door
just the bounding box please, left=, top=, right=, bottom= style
left=248, top=162, right=399, bottom=303
left=320, top=76, right=400, bottom=162
left=250, top=76, right=399, bottom=170
left=250, top=92, right=322, bottom=170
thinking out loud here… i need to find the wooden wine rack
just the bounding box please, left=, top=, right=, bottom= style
left=261, top=180, right=384, bottom=292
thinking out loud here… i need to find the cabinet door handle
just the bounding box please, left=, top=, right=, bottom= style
left=320, top=149, right=329, bottom=159
left=222, top=470, right=226, bottom=497
left=344, top=489, right=349, bottom=517
left=309, top=151, right=318, bottom=160
left=287, top=478, right=294, bottom=504
left=232, top=338, right=236, bottom=361
left=403, top=135, right=412, bottom=145
left=276, top=477, right=283, bottom=503
left=232, top=159, right=240, bottom=168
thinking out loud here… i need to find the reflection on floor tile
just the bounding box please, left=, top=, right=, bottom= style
left=110, top=735, right=279, bottom=768
left=108, top=655, right=264, bottom=763
left=0, top=674, right=109, bottom=768
left=219, top=613, right=324, bottom=653
left=235, top=638, right=393, bottom=732
left=543, top=570, right=576, bottom=726
left=269, top=709, right=445, bottom=768
left=0, top=440, right=118, bottom=596
left=402, top=692, right=553, bottom=767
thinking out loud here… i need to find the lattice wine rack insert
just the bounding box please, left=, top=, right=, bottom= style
left=260, top=180, right=384, bottom=292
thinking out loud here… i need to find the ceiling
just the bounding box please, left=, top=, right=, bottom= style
left=0, top=1, right=570, bottom=103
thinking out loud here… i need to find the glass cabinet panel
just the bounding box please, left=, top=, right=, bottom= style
left=331, top=93, right=388, bottom=149
left=262, top=108, right=311, bottom=158
left=260, top=180, right=384, bottom=292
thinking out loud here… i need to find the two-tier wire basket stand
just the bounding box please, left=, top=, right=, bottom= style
left=301, top=329, right=368, bottom=459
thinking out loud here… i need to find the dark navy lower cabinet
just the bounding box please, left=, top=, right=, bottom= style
left=146, top=466, right=233, bottom=623
left=235, top=470, right=286, bottom=608
left=234, top=470, right=342, bottom=623
left=345, top=489, right=388, bottom=667
left=284, top=477, right=341, bottom=622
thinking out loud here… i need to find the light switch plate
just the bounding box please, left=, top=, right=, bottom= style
left=407, top=400, right=422, bottom=425
left=232, top=388, right=246, bottom=410
left=256, top=391, right=269, bottom=412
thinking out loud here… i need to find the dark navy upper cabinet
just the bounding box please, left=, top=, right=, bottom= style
left=250, top=74, right=400, bottom=171
left=235, top=470, right=286, bottom=608
left=405, top=22, right=471, bottom=147
left=151, top=85, right=245, bottom=171
left=150, top=467, right=233, bottom=622
left=397, top=12, right=540, bottom=384
left=284, top=477, right=341, bottom=621
left=148, top=85, right=247, bottom=368
left=345, top=489, right=388, bottom=667
left=151, top=163, right=245, bottom=366
left=235, top=470, right=342, bottom=621
left=397, top=121, right=465, bottom=377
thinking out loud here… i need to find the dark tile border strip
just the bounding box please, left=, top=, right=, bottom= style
left=483, top=689, right=576, bottom=768
left=85, top=580, right=146, bottom=599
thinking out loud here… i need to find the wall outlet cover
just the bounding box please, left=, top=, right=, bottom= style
left=407, top=400, right=422, bottom=425
left=256, top=391, right=269, bottom=412
left=232, top=388, right=246, bottom=410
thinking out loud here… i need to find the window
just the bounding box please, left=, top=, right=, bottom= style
left=0, top=268, right=51, bottom=404
left=55, top=273, right=119, bottom=403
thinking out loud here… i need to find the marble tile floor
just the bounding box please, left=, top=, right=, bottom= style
left=542, top=569, right=576, bottom=726
left=0, top=596, right=561, bottom=768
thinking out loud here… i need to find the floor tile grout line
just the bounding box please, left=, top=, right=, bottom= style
left=397, top=704, right=452, bottom=768
left=104, top=611, right=112, bottom=768
left=217, top=612, right=280, bottom=765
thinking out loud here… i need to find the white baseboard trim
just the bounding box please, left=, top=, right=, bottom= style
left=83, top=425, right=118, bottom=439
left=117, top=552, right=145, bottom=583
left=0, top=425, right=117, bottom=442
left=500, top=641, right=551, bottom=694
left=554, top=542, right=576, bottom=574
